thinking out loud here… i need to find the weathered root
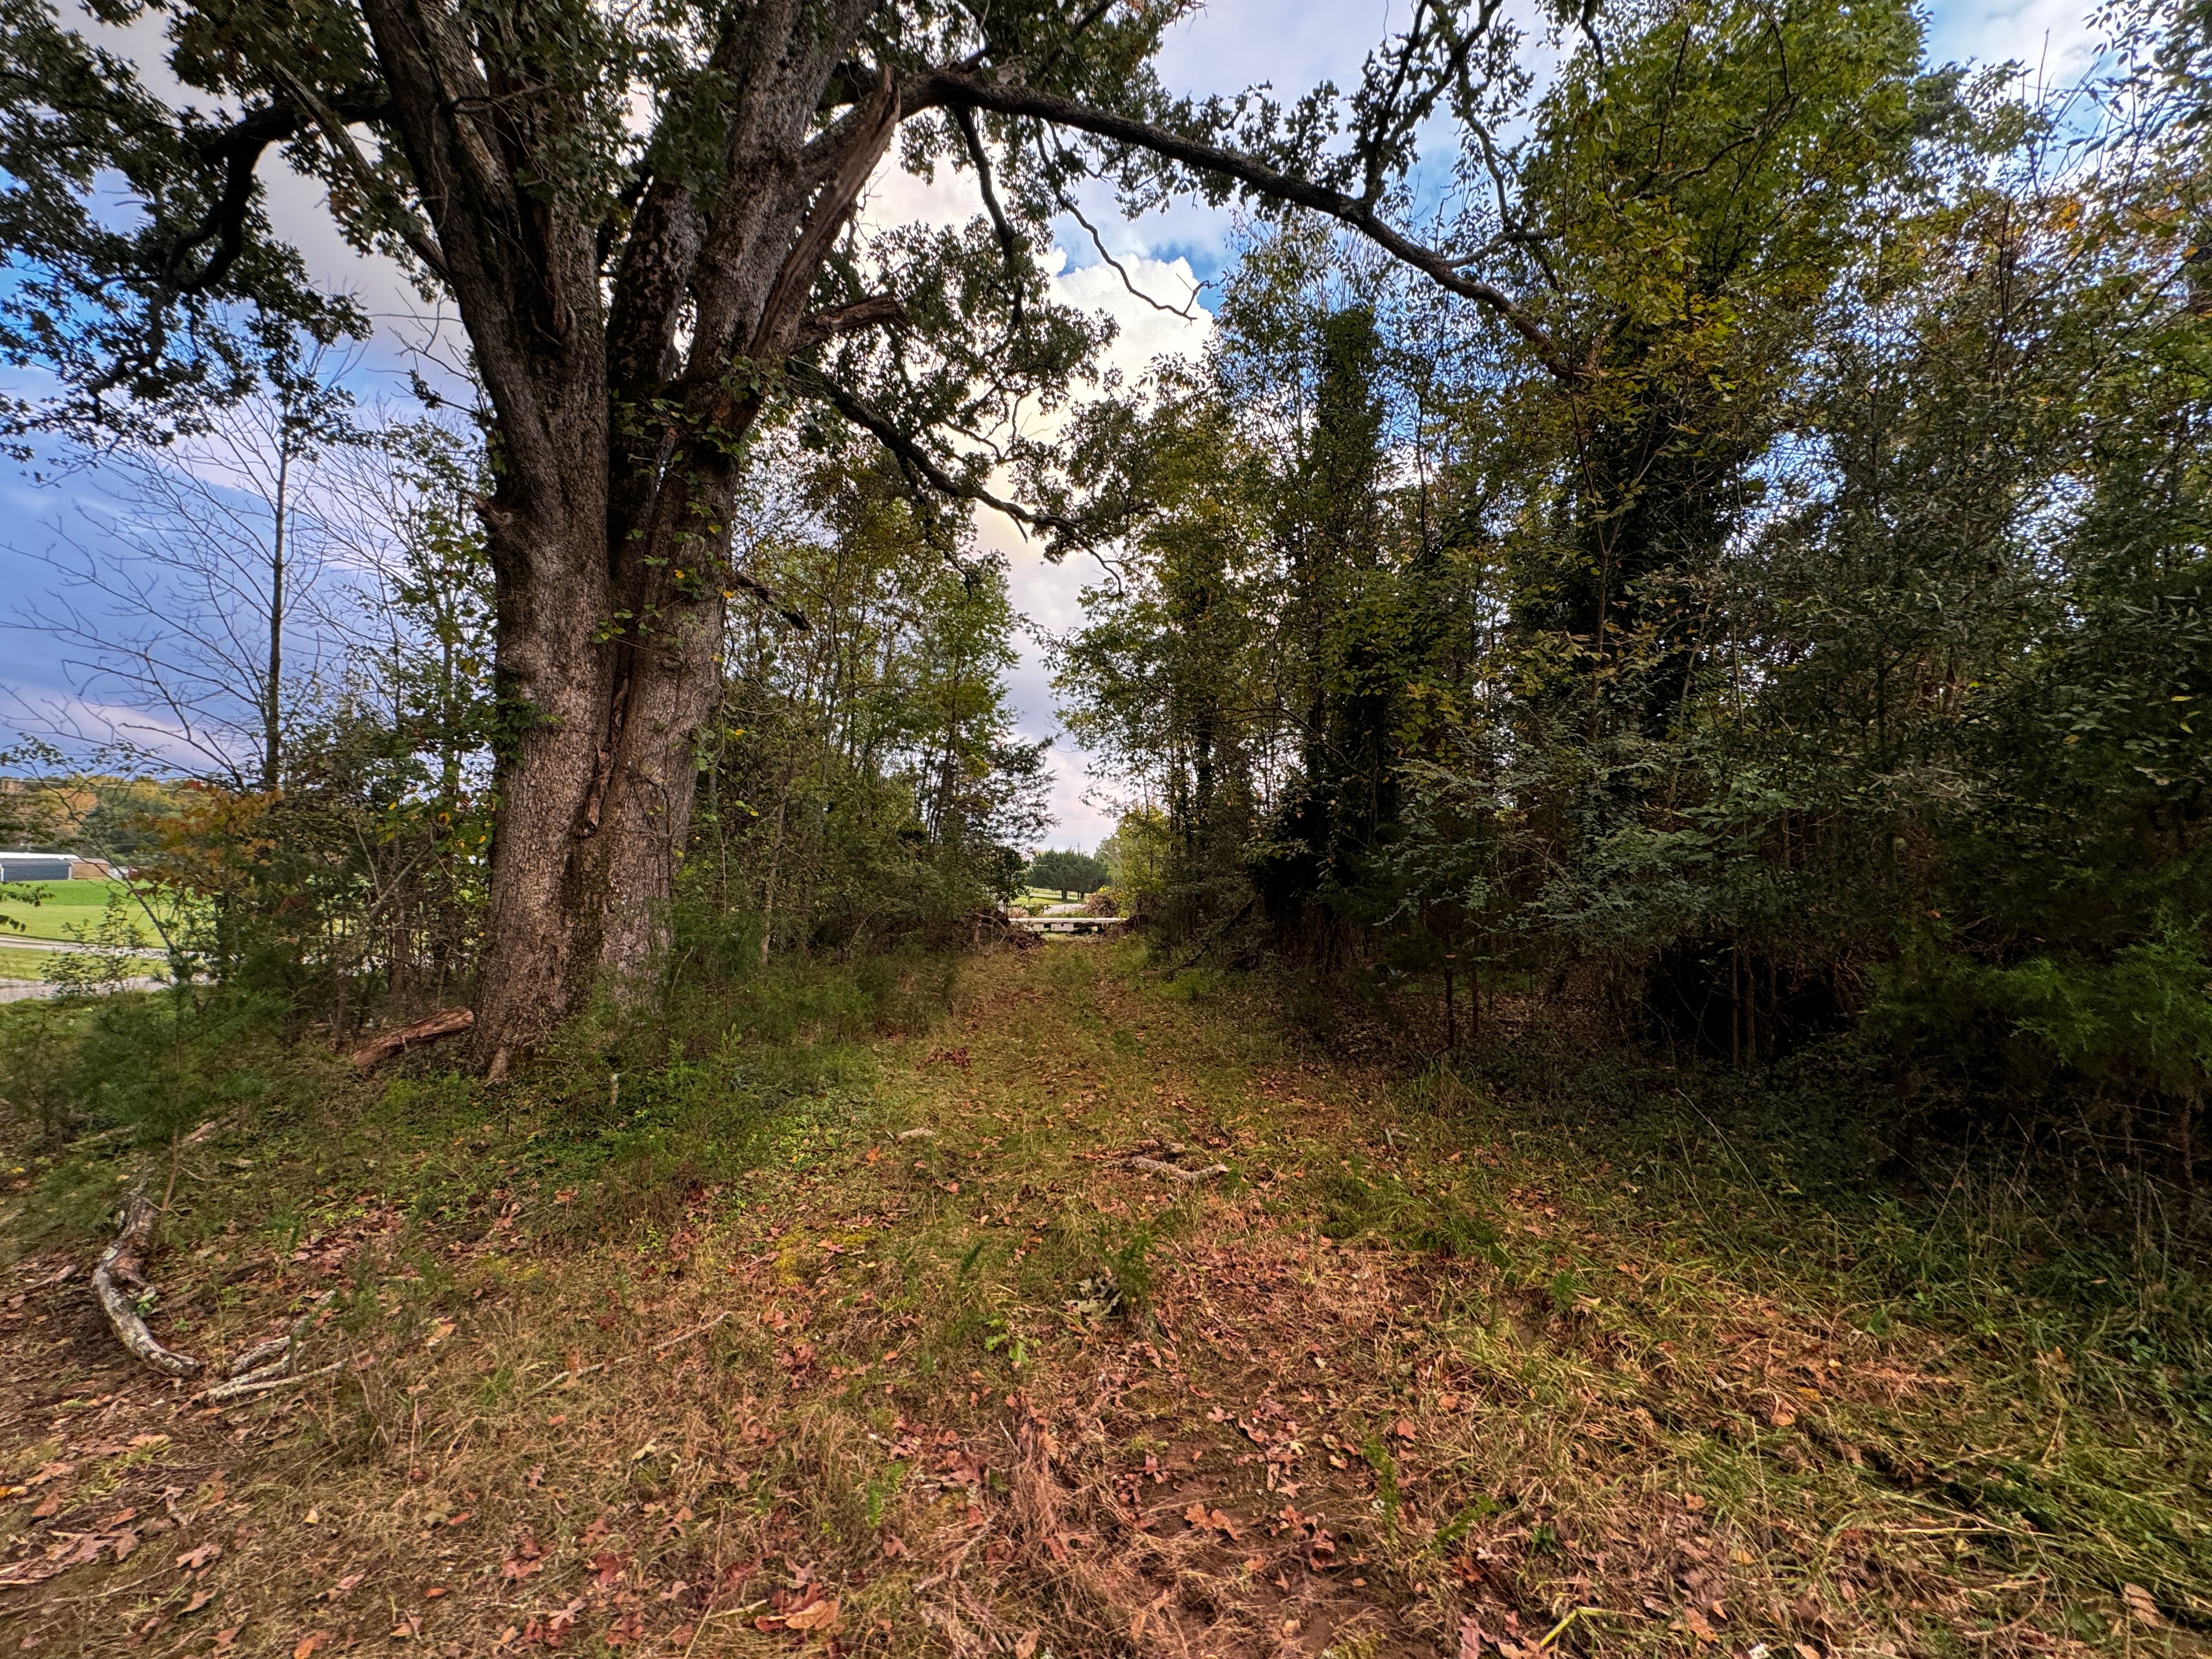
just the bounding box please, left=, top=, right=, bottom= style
left=95, top=1193, right=335, bottom=1393
left=349, top=1006, right=474, bottom=1069
left=92, top=1188, right=202, bottom=1378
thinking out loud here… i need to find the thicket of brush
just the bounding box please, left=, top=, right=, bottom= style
left=1061, top=0, right=2212, bottom=1245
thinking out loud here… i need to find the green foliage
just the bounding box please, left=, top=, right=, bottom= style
left=1024, top=848, right=1107, bottom=899
left=691, top=449, right=1049, bottom=962
left=1050, top=0, right=2212, bottom=1227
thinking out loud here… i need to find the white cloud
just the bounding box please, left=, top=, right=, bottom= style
left=1928, top=0, right=2103, bottom=75
left=978, top=251, right=1213, bottom=851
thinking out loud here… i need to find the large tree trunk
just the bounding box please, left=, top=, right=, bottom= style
left=353, top=0, right=894, bottom=1071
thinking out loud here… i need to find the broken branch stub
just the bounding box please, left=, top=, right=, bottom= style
left=92, top=1188, right=202, bottom=1378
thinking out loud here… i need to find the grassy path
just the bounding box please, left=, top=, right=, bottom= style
left=1, top=942, right=2205, bottom=1656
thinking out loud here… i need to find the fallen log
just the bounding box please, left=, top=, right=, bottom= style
left=349, top=1006, right=474, bottom=1070
left=92, top=1188, right=202, bottom=1378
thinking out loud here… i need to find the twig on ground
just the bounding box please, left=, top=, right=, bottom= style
left=92, top=1187, right=203, bottom=1378
left=651, top=1311, right=731, bottom=1354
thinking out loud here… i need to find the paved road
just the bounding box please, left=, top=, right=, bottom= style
left=0, top=934, right=171, bottom=999
left=0, top=934, right=162, bottom=956
left=0, top=977, right=172, bottom=1003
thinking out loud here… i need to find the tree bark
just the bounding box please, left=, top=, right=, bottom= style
left=346, top=0, right=894, bottom=1069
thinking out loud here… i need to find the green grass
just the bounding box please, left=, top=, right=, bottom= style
left=0, top=947, right=94, bottom=982
left=1, top=879, right=201, bottom=952
left=0, top=878, right=131, bottom=907
left=0, top=943, right=2205, bottom=1657
left=0, top=906, right=160, bottom=946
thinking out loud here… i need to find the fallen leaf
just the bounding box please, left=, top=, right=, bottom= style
left=2123, top=1584, right=2164, bottom=1627
left=25, top=1462, right=74, bottom=1488
left=184, top=1588, right=216, bottom=1614
left=1015, top=1633, right=1038, bottom=1659
left=424, top=1319, right=456, bottom=1348
left=213, top=1629, right=240, bottom=1654
left=1182, top=1503, right=1243, bottom=1540
left=783, top=1598, right=840, bottom=1632
left=31, top=1493, right=60, bottom=1519
left=1437, top=1392, right=1459, bottom=1411
left=294, top=1632, right=330, bottom=1659
left=176, top=1543, right=222, bottom=1571
left=1459, top=1615, right=1484, bottom=1658
left=1393, top=1418, right=1416, bottom=1440
left=391, top=1616, right=423, bottom=1639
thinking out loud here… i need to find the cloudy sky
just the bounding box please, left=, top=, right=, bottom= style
left=0, top=0, right=2104, bottom=848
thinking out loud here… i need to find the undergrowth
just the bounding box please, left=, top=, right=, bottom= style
left=0, top=941, right=2205, bottom=1657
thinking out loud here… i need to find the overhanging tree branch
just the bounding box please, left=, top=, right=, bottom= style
left=952, top=104, right=1028, bottom=326
left=906, top=68, right=1573, bottom=380
left=266, top=64, right=451, bottom=284
left=788, top=360, right=1089, bottom=554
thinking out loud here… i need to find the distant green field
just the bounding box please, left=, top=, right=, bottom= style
left=0, top=880, right=161, bottom=946
left=0, top=946, right=79, bottom=983
left=1, top=878, right=128, bottom=905
left=1, top=910, right=159, bottom=945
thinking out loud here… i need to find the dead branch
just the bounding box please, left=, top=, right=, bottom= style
left=225, top=1334, right=294, bottom=1378
left=92, top=1187, right=203, bottom=1378
left=1122, top=1156, right=1229, bottom=1184
left=348, top=1006, right=474, bottom=1069
left=201, top=1360, right=341, bottom=1404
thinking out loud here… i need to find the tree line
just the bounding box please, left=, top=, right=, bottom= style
left=0, top=0, right=2206, bottom=1215
left=1053, top=0, right=2212, bottom=1204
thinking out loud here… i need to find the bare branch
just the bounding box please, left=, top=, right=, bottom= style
left=788, top=362, right=1088, bottom=552
left=1042, top=133, right=1203, bottom=320
left=906, top=69, right=1571, bottom=379
left=953, top=104, right=1028, bottom=326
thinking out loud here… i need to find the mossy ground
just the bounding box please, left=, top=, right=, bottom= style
left=1, top=941, right=2205, bottom=1657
